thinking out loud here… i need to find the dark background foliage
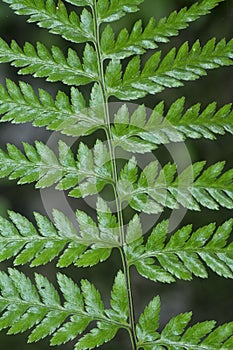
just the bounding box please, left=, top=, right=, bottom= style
left=0, top=1, right=232, bottom=349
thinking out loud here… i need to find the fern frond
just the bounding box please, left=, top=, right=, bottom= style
left=126, top=218, right=233, bottom=282
left=0, top=201, right=119, bottom=267
left=0, top=80, right=106, bottom=136
left=97, top=0, right=143, bottom=24
left=101, top=0, right=225, bottom=59
left=0, top=140, right=112, bottom=195
left=136, top=296, right=233, bottom=349
left=157, top=98, right=233, bottom=141
left=147, top=0, right=225, bottom=45
left=0, top=0, right=232, bottom=348
left=111, top=100, right=233, bottom=152
left=0, top=269, right=127, bottom=347
left=0, top=39, right=98, bottom=86
left=106, top=38, right=233, bottom=100
left=2, top=0, right=94, bottom=43
left=118, top=159, right=233, bottom=213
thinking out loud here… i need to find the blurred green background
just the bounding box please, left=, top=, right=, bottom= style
left=0, top=0, right=233, bottom=349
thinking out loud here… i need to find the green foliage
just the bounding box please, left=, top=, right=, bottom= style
left=0, top=79, right=105, bottom=135
left=0, top=0, right=232, bottom=349
left=0, top=38, right=98, bottom=85
left=2, top=0, right=95, bottom=43
left=101, top=0, right=226, bottom=59
left=112, top=100, right=233, bottom=151
left=0, top=269, right=127, bottom=348
left=0, top=139, right=112, bottom=194
left=1, top=82, right=233, bottom=141
left=126, top=218, right=233, bottom=282
left=106, top=38, right=233, bottom=100
left=118, top=159, right=233, bottom=212
left=0, top=199, right=120, bottom=267
left=136, top=297, right=233, bottom=349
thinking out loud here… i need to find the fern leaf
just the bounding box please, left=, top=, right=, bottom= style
left=137, top=297, right=233, bottom=349
left=0, top=39, right=98, bottom=86
left=0, top=201, right=119, bottom=267
left=146, top=0, right=225, bottom=44
left=81, top=279, right=105, bottom=316
left=118, top=159, right=233, bottom=213
left=102, top=0, right=225, bottom=59
left=0, top=140, right=112, bottom=195
left=165, top=99, right=233, bottom=140
left=136, top=296, right=160, bottom=343
left=76, top=274, right=126, bottom=349
left=97, top=0, right=143, bottom=24
left=0, top=269, right=126, bottom=346
left=75, top=321, right=119, bottom=350
left=128, top=219, right=233, bottom=282
left=0, top=140, right=74, bottom=189
left=126, top=214, right=143, bottom=244
left=111, top=100, right=233, bottom=152
left=0, top=0, right=232, bottom=349
left=0, top=80, right=105, bottom=136
left=107, top=38, right=233, bottom=100
left=0, top=209, right=84, bottom=266
left=105, top=270, right=128, bottom=323
left=2, top=0, right=94, bottom=43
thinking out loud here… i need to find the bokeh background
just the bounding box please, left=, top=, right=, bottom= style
left=0, top=0, right=233, bottom=348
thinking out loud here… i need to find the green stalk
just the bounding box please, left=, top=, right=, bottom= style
left=91, top=2, right=138, bottom=349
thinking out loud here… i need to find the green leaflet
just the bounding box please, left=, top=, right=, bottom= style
left=145, top=0, right=225, bottom=44
left=0, top=80, right=105, bottom=136
left=107, top=38, right=233, bottom=100
left=137, top=296, right=233, bottom=349
left=106, top=271, right=128, bottom=323
left=118, top=159, right=233, bottom=213
left=162, top=98, right=233, bottom=140
left=101, top=0, right=226, bottom=59
left=136, top=296, right=161, bottom=343
left=2, top=0, right=95, bottom=43
left=127, top=218, right=233, bottom=282
left=0, top=139, right=112, bottom=195
left=111, top=100, right=233, bottom=152
left=0, top=39, right=98, bottom=86
left=75, top=322, right=119, bottom=350
left=0, top=198, right=121, bottom=267
left=0, top=269, right=128, bottom=346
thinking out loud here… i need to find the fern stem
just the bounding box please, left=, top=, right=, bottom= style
left=91, top=2, right=138, bottom=349
left=119, top=247, right=138, bottom=350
